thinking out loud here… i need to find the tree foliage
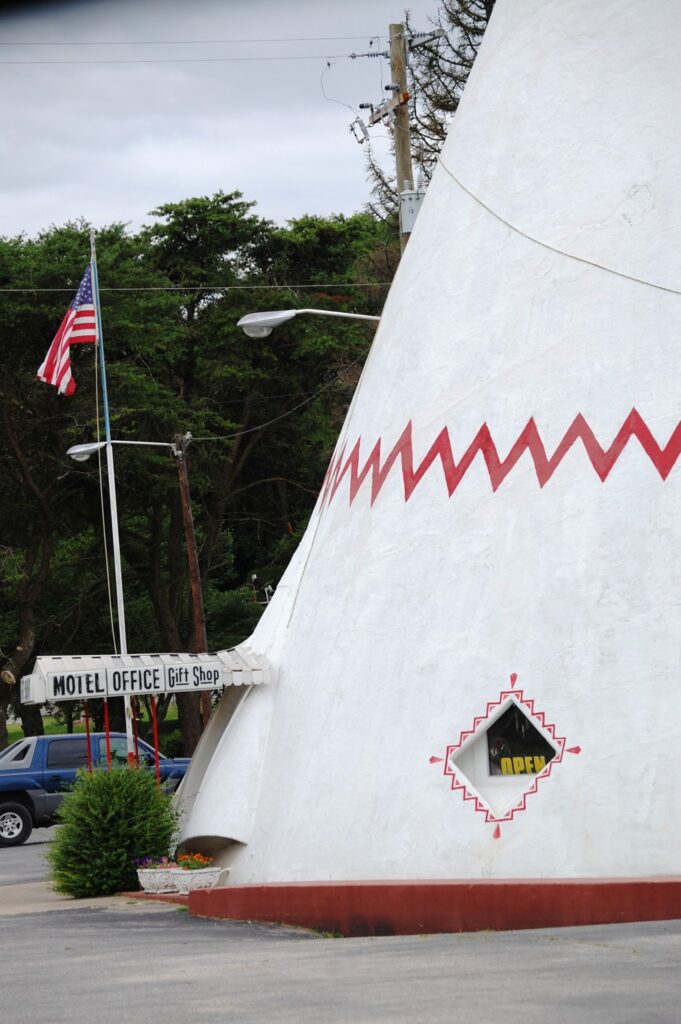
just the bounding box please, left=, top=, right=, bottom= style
left=0, top=197, right=392, bottom=752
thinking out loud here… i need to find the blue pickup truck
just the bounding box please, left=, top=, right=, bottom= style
left=0, top=733, right=190, bottom=846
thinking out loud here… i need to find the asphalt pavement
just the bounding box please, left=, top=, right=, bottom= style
left=1, top=831, right=680, bottom=1024
left=0, top=826, right=56, bottom=887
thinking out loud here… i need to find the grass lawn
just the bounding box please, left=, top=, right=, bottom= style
left=7, top=717, right=85, bottom=744
left=7, top=705, right=182, bottom=751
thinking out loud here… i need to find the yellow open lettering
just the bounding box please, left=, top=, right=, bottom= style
left=499, top=754, right=548, bottom=775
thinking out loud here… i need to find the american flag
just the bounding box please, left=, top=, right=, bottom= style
left=37, top=266, right=98, bottom=395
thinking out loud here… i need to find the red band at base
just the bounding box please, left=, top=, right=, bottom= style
left=188, top=878, right=681, bottom=936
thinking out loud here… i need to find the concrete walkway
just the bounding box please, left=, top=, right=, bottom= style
left=0, top=878, right=170, bottom=916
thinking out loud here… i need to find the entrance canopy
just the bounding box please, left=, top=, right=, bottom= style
left=20, top=644, right=271, bottom=705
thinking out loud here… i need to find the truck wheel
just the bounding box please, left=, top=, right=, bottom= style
left=0, top=803, right=33, bottom=846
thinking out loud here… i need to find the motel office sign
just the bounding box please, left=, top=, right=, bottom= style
left=21, top=648, right=270, bottom=705
left=50, top=662, right=221, bottom=700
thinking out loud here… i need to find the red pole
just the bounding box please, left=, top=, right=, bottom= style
left=84, top=702, right=92, bottom=774
left=103, top=699, right=112, bottom=770
left=131, top=699, right=140, bottom=767
left=151, top=695, right=161, bottom=787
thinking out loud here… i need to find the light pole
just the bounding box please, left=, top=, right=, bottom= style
left=236, top=308, right=380, bottom=338
left=67, top=433, right=211, bottom=735
left=67, top=439, right=135, bottom=762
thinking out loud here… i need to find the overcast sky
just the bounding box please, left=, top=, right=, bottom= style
left=1, top=0, right=441, bottom=238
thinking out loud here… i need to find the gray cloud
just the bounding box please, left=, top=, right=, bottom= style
left=1, top=0, right=439, bottom=236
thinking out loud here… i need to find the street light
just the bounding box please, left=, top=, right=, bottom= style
left=67, top=432, right=211, bottom=733
left=67, top=439, right=176, bottom=462
left=237, top=308, right=380, bottom=338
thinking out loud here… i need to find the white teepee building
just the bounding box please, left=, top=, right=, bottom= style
left=177, top=0, right=681, bottom=887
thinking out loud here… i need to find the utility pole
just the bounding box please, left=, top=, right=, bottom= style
left=390, top=22, right=414, bottom=254
left=173, top=432, right=211, bottom=727
left=356, top=24, right=438, bottom=253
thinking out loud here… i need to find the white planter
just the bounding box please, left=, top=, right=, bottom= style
left=168, top=866, right=226, bottom=894
left=136, top=867, right=179, bottom=894
left=189, top=866, right=226, bottom=891
left=168, top=867, right=191, bottom=894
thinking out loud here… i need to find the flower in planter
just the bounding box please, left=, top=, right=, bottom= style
left=176, top=852, right=213, bottom=871
left=135, top=855, right=181, bottom=893
left=134, top=855, right=177, bottom=870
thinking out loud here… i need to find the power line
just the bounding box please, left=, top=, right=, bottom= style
left=0, top=282, right=391, bottom=293
left=0, top=53, right=355, bottom=66
left=194, top=354, right=366, bottom=443
left=0, top=35, right=383, bottom=46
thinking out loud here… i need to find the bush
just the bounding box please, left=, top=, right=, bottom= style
left=48, top=767, right=179, bottom=898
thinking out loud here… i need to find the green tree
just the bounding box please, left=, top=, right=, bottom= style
left=0, top=220, right=189, bottom=739
left=0, top=199, right=394, bottom=754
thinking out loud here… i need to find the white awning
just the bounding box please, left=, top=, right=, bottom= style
left=20, top=643, right=271, bottom=704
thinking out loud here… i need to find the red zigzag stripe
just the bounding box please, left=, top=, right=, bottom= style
left=322, top=409, right=681, bottom=508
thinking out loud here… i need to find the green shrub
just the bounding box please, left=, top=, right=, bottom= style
left=48, top=767, right=179, bottom=898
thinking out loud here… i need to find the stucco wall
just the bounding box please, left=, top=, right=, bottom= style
left=180, top=0, right=681, bottom=880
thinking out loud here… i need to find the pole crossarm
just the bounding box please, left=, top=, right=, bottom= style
left=368, top=90, right=409, bottom=126
left=408, top=29, right=446, bottom=51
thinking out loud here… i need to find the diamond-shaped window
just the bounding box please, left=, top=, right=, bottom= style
left=448, top=697, right=559, bottom=819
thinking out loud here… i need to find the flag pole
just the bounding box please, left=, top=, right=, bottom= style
left=90, top=229, right=135, bottom=766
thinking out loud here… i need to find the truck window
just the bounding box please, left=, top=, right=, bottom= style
left=0, top=739, right=36, bottom=767
left=98, top=738, right=158, bottom=765
left=99, top=737, right=128, bottom=764
left=0, top=741, right=23, bottom=761
left=46, top=738, right=89, bottom=768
